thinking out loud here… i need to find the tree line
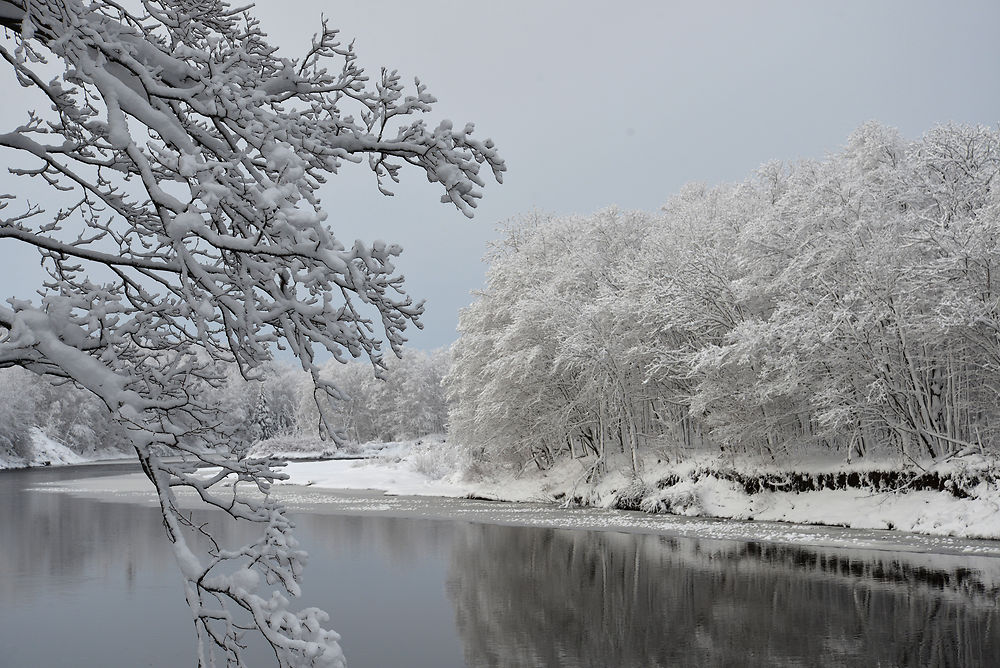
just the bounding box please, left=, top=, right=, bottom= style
left=447, top=123, right=1000, bottom=475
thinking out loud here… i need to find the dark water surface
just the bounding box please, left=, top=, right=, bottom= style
left=1, top=464, right=999, bottom=667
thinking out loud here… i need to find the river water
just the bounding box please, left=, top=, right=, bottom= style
left=1, top=463, right=999, bottom=667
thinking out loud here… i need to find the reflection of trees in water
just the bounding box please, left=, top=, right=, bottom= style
left=294, top=512, right=453, bottom=566
left=6, top=470, right=999, bottom=668
left=0, top=469, right=173, bottom=598
left=446, top=525, right=1000, bottom=668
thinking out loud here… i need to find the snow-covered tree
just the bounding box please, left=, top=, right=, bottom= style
left=694, top=123, right=1000, bottom=460
left=29, top=369, right=128, bottom=452
left=250, top=385, right=277, bottom=441
left=450, top=123, right=1000, bottom=481
left=0, top=2, right=502, bottom=665
left=0, top=366, right=129, bottom=462
left=389, top=347, right=450, bottom=438
left=448, top=209, right=662, bottom=475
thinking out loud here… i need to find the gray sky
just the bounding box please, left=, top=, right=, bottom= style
left=4, top=1, right=1000, bottom=351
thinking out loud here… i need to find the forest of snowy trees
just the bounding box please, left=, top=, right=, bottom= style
left=447, top=122, right=1000, bottom=475
left=234, top=349, right=449, bottom=446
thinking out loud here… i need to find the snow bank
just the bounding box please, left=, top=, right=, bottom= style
left=278, top=444, right=1000, bottom=541
left=275, top=435, right=470, bottom=497
left=0, top=428, right=130, bottom=470
left=279, top=458, right=469, bottom=497
left=462, top=453, right=1000, bottom=541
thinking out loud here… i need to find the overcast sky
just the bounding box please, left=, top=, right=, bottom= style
left=4, top=1, right=1000, bottom=352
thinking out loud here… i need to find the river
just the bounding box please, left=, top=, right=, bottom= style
left=1, top=463, right=999, bottom=667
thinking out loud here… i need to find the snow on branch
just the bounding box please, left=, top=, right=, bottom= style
left=0, top=1, right=503, bottom=666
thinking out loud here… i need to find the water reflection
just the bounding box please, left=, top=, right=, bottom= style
left=0, top=466, right=164, bottom=592
left=0, top=465, right=197, bottom=667
left=2, top=466, right=999, bottom=668
left=445, top=526, right=1000, bottom=667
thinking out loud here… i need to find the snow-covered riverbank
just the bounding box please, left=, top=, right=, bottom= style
left=15, top=435, right=1000, bottom=542
left=271, top=439, right=1000, bottom=542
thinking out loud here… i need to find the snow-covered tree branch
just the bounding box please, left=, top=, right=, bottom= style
left=0, top=1, right=502, bottom=665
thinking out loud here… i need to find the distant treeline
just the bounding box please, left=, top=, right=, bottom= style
left=0, top=348, right=449, bottom=460
left=0, top=367, right=129, bottom=461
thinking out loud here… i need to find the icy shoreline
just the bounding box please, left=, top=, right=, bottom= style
left=16, top=435, right=1000, bottom=543
left=270, top=440, right=1000, bottom=542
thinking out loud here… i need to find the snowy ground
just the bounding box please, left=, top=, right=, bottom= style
left=30, top=460, right=1000, bottom=561
left=268, top=439, right=1000, bottom=542
left=272, top=435, right=470, bottom=496
left=15, top=433, right=1000, bottom=543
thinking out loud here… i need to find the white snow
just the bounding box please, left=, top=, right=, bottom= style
left=16, top=434, right=1000, bottom=543
left=273, top=436, right=470, bottom=497
left=278, top=458, right=469, bottom=497
left=272, top=442, right=1000, bottom=541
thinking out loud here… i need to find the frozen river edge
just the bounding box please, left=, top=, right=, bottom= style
left=31, top=464, right=1000, bottom=564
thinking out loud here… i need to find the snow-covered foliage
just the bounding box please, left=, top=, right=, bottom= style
left=215, top=360, right=309, bottom=446
left=448, top=122, right=1000, bottom=480
left=0, top=2, right=501, bottom=665
left=447, top=209, right=662, bottom=476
